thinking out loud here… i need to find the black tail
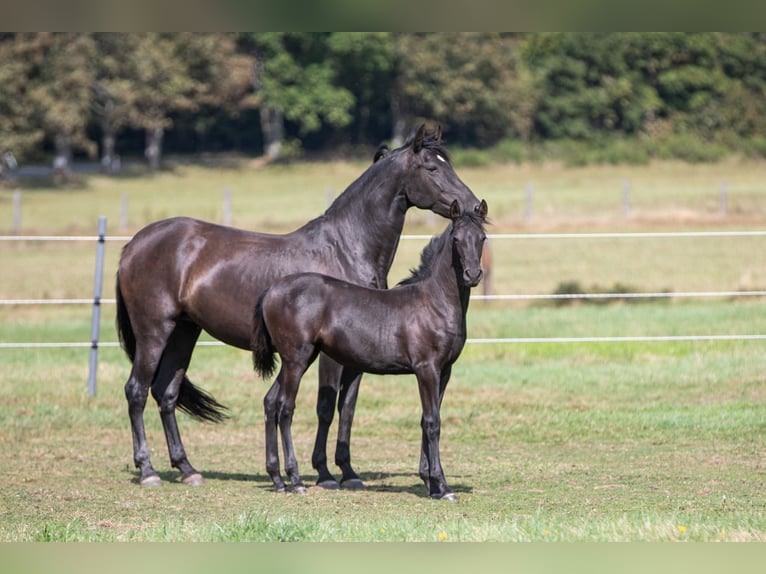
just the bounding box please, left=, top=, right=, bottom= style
left=177, top=379, right=229, bottom=423
left=115, top=272, right=136, bottom=363
left=252, top=293, right=278, bottom=379
left=116, top=271, right=228, bottom=423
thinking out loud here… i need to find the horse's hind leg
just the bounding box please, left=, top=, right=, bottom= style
left=152, top=322, right=203, bottom=484
left=125, top=323, right=174, bottom=486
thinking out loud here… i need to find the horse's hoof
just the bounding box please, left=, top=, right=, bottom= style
left=273, top=485, right=287, bottom=493
left=292, top=485, right=308, bottom=495
left=433, top=492, right=458, bottom=502
left=316, top=478, right=340, bottom=490
left=181, top=472, right=204, bottom=486
left=140, top=475, right=163, bottom=487
left=340, top=478, right=365, bottom=490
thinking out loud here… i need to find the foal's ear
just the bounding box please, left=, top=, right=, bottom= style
left=373, top=144, right=389, bottom=163
left=475, top=199, right=488, bottom=220
left=413, top=124, right=426, bottom=153
left=450, top=200, right=461, bottom=221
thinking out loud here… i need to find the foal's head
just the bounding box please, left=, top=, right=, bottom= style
left=449, top=199, right=488, bottom=288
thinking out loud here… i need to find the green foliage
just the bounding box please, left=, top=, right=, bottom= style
left=4, top=33, right=766, bottom=166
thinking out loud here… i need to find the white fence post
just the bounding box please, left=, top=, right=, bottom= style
left=87, top=216, right=107, bottom=396
left=525, top=182, right=534, bottom=219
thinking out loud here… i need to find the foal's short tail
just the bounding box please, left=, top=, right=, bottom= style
left=116, top=272, right=229, bottom=423
left=251, top=293, right=278, bottom=379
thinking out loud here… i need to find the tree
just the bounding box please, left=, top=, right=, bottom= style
left=13, top=33, right=97, bottom=179
left=124, top=34, right=196, bottom=169
left=393, top=33, right=535, bottom=146
left=327, top=32, right=395, bottom=145
left=245, top=33, right=354, bottom=160
left=0, top=35, right=44, bottom=170
left=91, top=33, right=137, bottom=172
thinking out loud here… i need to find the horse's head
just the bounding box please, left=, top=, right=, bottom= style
left=449, top=199, right=488, bottom=288
left=396, top=124, right=482, bottom=219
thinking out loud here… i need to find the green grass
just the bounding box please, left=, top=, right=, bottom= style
left=1, top=157, right=766, bottom=541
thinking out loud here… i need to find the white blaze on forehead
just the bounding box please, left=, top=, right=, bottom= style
left=436, top=154, right=447, bottom=163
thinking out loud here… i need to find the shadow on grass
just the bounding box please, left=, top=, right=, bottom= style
left=126, top=468, right=474, bottom=498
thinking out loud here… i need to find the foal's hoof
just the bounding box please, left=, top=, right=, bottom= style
left=139, top=474, right=163, bottom=487
left=340, top=478, right=365, bottom=490
left=316, top=478, right=340, bottom=490
left=181, top=472, right=205, bottom=486
left=292, top=484, right=308, bottom=495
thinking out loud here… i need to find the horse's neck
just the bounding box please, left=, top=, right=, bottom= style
left=427, top=240, right=471, bottom=319
left=317, top=166, right=407, bottom=279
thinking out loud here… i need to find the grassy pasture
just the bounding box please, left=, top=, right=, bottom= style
left=1, top=156, right=766, bottom=541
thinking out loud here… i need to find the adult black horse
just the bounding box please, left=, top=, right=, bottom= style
left=116, top=125, right=482, bottom=487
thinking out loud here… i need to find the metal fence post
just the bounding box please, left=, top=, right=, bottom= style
left=88, top=216, right=107, bottom=396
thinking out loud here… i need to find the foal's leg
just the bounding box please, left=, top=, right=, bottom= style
left=415, top=364, right=455, bottom=500
left=420, top=365, right=451, bottom=489
left=151, top=323, right=203, bottom=485
left=264, top=375, right=286, bottom=492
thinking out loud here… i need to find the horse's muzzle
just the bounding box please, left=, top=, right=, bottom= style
left=464, top=268, right=483, bottom=287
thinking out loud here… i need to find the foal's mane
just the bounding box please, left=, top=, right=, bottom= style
left=398, top=210, right=485, bottom=286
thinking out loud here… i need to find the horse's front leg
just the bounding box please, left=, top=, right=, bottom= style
left=416, top=365, right=455, bottom=501
left=311, top=354, right=341, bottom=489
left=420, top=365, right=451, bottom=490
left=264, top=376, right=287, bottom=492
left=335, top=367, right=364, bottom=489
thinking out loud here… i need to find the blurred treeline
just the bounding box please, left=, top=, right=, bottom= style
left=2, top=32, right=766, bottom=171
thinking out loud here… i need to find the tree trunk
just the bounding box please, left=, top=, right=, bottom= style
left=390, top=57, right=407, bottom=148
left=53, top=131, right=72, bottom=183
left=100, top=124, right=116, bottom=174
left=145, top=125, right=163, bottom=170
left=260, top=106, right=284, bottom=161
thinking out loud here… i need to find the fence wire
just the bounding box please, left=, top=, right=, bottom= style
left=2, top=230, right=765, bottom=349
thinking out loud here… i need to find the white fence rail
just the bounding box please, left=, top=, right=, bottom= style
left=2, top=223, right=765, bottom=394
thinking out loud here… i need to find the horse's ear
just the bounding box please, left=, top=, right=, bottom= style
left=434, top=125, right=442, bottom=143
left=413, top=124, right=426, bottom=153
left=373, top=144, right=389, bottom=163
left=450, top=200, right=461, bottom=221
left=475, top=199, right=488, bottom=220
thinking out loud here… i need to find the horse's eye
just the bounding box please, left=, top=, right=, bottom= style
left=426, top=165, right=438, bottom=173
